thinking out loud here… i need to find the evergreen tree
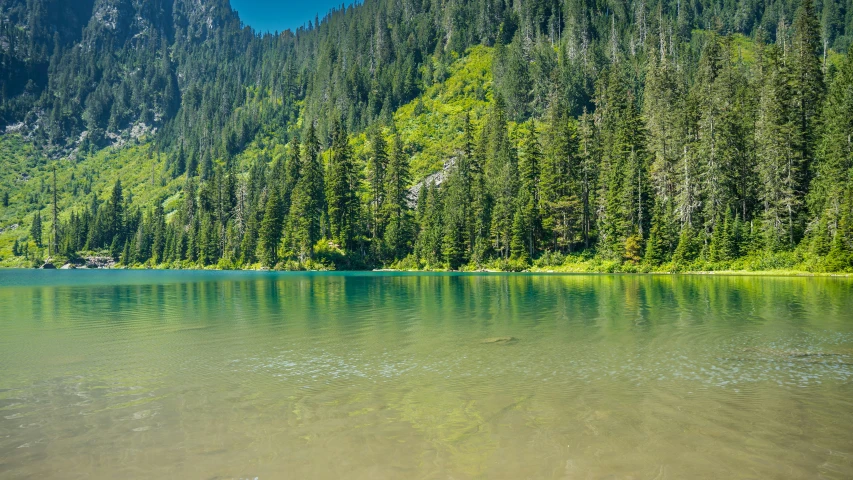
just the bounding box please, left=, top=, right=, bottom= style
left=644, top=35, right=685, bottom=247
left=442, top=115, right=475, bottom=268
left=644, top=198, right=671, bottom=266
left=485, top=95, right=517, bottom=258
left=541, top=103, right=582, bottom=252
left=512, top=122, right=542, bottom=260
left=288, top=124, right=325, bottom=260
left=367, top=126, right=389, bottom=252
left=790, top=0, right=826, bottom=196
left=108, top=179, right=124, bottom=248
left=809, top=53, right=853, bottom=234
left=325, top=119, right=359, bottom=251
left=259, top=185, right=285, bottom=267
left=596, top=66, right=650, bottom=259
left=282, top=137, right=301, bottom=215
left=30, top=211, right=43, bottom=248
left=383, top=132, right=413, bottom=262
left=414, top=182, right=443, bottom=267
left=824, top=183, right=853, bottom=271
left=756, top=46, right=798, bottom=250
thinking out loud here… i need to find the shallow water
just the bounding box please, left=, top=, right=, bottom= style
left=1, top=271, right=852, bottom=479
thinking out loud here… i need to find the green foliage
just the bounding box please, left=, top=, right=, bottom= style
left=2, top=0, right=853, bottom=275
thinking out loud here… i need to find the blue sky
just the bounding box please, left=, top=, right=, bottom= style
left=229, top=1, right=352, bottom=33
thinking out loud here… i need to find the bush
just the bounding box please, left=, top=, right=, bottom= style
left=391, top=254, right=420, bottom=270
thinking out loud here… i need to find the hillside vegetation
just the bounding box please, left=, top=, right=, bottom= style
left=1, top=0, right=853, bottom=273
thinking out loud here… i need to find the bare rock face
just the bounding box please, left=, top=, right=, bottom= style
left=84, top=256, right=116, bottom=269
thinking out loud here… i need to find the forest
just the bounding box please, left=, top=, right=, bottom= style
left=1, top=0, right=853, bottom=272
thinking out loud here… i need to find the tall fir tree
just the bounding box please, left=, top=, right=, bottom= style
left=325, top=119, right=360, bottom=251
left=288, top=123, right=325, bottom=260
left=382, top=131, right=413, bottom=263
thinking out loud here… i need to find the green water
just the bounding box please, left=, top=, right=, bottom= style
left=1, top=271, right=852, bottom=479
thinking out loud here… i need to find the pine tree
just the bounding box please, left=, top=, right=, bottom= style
left=513, top=122, right=542, bottom=259
left=644, top=35, right=685, bottom=245
left=288, top=123, right=325, bottom=260
left=198, top=213, right=218, bottom=266
left=708, top=210, right=736, bottom=263
left=577, top=110, right=597, bottom=249
left=121, top=239, right=133, bottom=266
left=30, top=211, right=43, bottom=247
left=541, top=99, right=582, bottom=252
left=809, top=53, right=853, bottom=233
left=383, top=131, right=413, bottom=262
left=756, top=46, right=798, bottom=250
left=367, top=126, right=389, bottom=252
left=790, top=0, right=826, bottom=197
left=596, top=66, right=650, bottom=259
left=510, top=187, right=534, bottom=263
left=325, top=119, right=359, bottom=251
left=644, top=198, right=670, bottom=266
left=672, top=223, right=701, bottom=266
left=259, top=185, right=285, bottom=267
left=442, top=163, right=469, bottom=269
left=415, top=182, right=443, bottom=267
left=173, top=143, right=186, bottom=178
left=240, top=211, right=258, bottom=265
left=51, top=165, right=58, bottom=257
left=485, top=94, right=518, bottom=258
left=824, top=183, right=853, bottom=271
left=694, top=34, right=729, bottom=239
left=109, top=179, right=124, bottom=247
left=282, top=137, right=301, bottom=215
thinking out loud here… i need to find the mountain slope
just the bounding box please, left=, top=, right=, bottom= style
left=1, top=0, right=853, bottom=272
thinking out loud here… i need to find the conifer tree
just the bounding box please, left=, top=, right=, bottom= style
left=596, top=66, right=650, bottom=258
left=756, top=46, right=798, bottom=250
left=644, top=34, right=685, bottom=241
left=577, top=110, right=597, bottom=249
left=644, top=198, right=671, bottom=266
left=367, top=126, right=389, bottom=251
left=30, top=211, right=43, bottom=248
left=325, top=119, right=359, bottom=250
left=259, top=185, right=284, bottom=267
left=443, top=113, right=476, bottom=268
left=790, top=0, right=826, bottom=194
left=383, top=131, right=413, bottom=262
left=288, top=124, right=325, bottom=260
left=809, top=53, right=853, bottom=232
left=824, top=183, right=853, bottom=271
left=109, top=179, right=124, bottom=248
left=485, top=95, right=517, bottom=258
left=282, top=137, right=301, bottom=215
left=415, top=182, right=443, bottom=267
left=514, top=122, right=542, bottom=259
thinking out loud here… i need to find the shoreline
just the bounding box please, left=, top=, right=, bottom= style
left=3, top=265, right=850, bottom=277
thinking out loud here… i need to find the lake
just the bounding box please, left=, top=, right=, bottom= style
left=0, top=271, right=852, bottom=479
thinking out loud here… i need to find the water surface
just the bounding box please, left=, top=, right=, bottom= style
left=1, top=271, right=852, bottom=478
